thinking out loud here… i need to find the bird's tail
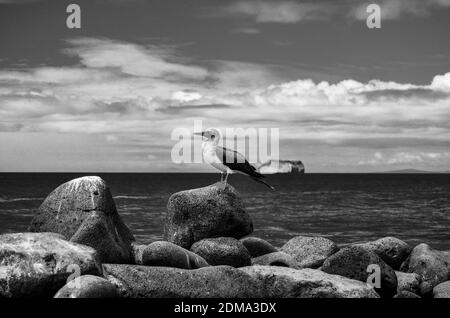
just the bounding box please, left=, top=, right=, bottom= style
left=250, top=172, right=275, bottom=190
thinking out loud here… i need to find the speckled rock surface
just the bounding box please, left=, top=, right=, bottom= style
left=0, top=232, right=102, bottom=298
left=190, top=237, right=251, bottom=267
left=240, top=237, right=278, bottom=257
left=321, top=246, right=397, bottom=297
left=240, top=265, right=379, bottom=298
left=400, top=243, right=449, bottom=296
left=137, top=241, right=209, bottom=269
left=29, top=176, right=134, bottom=263
left=164, top=183, right=252, bottom=249
left=357, top=237, right=412, bottom=270
left=103, top=264, right=263, bottom=298
left=281, top=236, right=339, bottom=268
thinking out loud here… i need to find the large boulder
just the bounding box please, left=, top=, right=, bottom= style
left=190, top=237, right=251, bottom=267
left=395, top=271, right=421, bottom=295
left=281, top=236, right=339, bottom=268
left=240, top=237, right=278, bottom=257
left=433, top=281, right=450, bottom=298
left=136, top=241, right=208, bottom=269
left=321, top=246, right=397, bottom=297
left=0, top=232, right=102, bottom=298
left=356, top=237, right=412, bottom=270
left=252, top=252, right=299, bottom=269
left=400, top=243, right=449, bottom=296
left=54, top=275, right=119, bottom=298
left=29, top=176, right=135, bottom=264
left=103, top=264, right=263, bottom=298
left=164, top=183, right=252, bottom=249
left=240, top=266, right=379, bottom=298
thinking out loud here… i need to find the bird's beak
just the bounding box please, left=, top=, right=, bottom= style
left=194, top=131, right=204, bottom=137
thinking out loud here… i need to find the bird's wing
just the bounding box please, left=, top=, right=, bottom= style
left=216, top=146, right=258, bottom=176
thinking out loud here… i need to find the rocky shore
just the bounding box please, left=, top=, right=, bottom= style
left=1, top=176, right=449, bottom=298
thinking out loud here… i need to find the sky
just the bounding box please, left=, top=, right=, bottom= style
left=0, top=0, right=450, bottom=172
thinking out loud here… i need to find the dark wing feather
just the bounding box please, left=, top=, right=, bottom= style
left=216, top=146, right=259, bottom=176
left=217, top=147, right=275, bottom=190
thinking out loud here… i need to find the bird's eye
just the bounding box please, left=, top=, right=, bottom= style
left=211, top=135, right=215, bottom=139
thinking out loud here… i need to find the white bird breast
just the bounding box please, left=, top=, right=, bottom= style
left=202, top=142, right=230, bottom=173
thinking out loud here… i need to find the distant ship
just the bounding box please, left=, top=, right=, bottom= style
left=257, top=160, right=305, bottom=174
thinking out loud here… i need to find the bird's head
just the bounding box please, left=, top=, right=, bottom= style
left=194, top=128, right=221, bottom=142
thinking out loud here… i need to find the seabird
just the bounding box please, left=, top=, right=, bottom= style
left=194, top=128, right=275, bottom=190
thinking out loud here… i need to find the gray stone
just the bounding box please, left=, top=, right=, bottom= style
left=190, top=237, right=251, bottom=267
left=29, top=176, right=135, bottom=263
left=138, top=241, right=208, bottom=269
left=164, top=183, right=252, bottom=249
left=103, top=264, right=263, bottom=298
left=393, top=291, right=421, bottom=298
left=433, top=281, right=450, bottom=298
left=281, top=236, right=339, bottom=268
left=240, top=237, right=278, bottom=257
left=357, top=237, right=412, bottom=270
left=240, top=265, right=379, bottom=298
left=0, top=232, right=102, bottom=298
left=54, top=275, right=119, bottom=298
left=252, top=252, right=299, bottom=269
left=321, top=246, right=397, bottom=298
left=395, top=271, right=421, bottom=294
left=400, top=243, right=449, bottom=296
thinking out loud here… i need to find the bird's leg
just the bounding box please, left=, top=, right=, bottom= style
left=220, top=172, right=225, bottom=182
left=224, top=172, right=229, bottom=189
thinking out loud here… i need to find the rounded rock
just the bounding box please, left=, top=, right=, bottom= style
left=322, top=246, right=397, bottom=298
left=400, top=243, right=449, bottom=296
left=0, top=232, right=102, bottom=298
left=281, top=236, right=339, bottom=268
left=164, top=183, right=253, bottom=249
left=240, top=237, right=278, bottom=257
left=190, top=237, right=251, bottom=267
left=29, top=176, right=135, bottom=263
left=103, top=264, right=263, bottom=298
left=357, top=237, right=412, bottom=270
left=140, top=241, right=209, bottom=269
left=240, top=265, right=379, bottom=298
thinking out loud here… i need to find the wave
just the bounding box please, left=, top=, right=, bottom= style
left=0, top=197, right=45, bottom=203
left=113, top=195, right=152, bottom=200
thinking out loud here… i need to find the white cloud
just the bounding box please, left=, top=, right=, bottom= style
left=65, top=38, right=209, bottom=80
left=431, top=72, right=450, bottom=90
left=218, top=1, right=332, bottom=24
left=171, top=91, right=203, bottom=103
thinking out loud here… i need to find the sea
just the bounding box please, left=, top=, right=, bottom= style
left=0, top=173, right=449, bottom=250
